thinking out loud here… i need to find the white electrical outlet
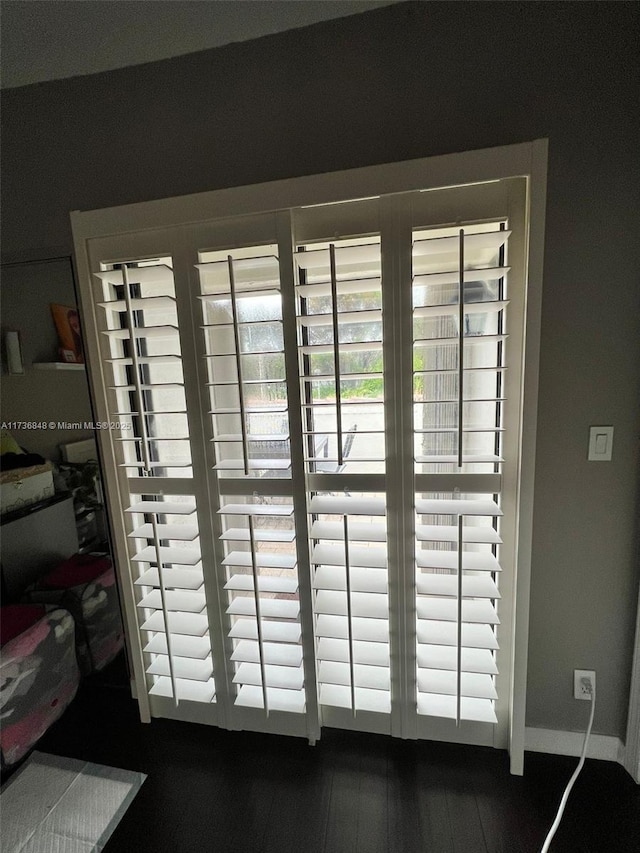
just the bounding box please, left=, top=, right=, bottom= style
left=574, top=669, right=595, bottom=700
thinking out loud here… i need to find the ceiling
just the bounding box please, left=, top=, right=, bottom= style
left=1, top=0, right=403, bottom=89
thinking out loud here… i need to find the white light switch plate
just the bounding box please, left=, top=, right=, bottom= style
left=588, top=426, right=613, bottom=461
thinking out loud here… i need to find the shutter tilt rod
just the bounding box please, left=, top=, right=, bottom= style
left=343, top=515, right=357, bottom=716
left=456, top=514, right=464, bottom=725
left=458, top=229, right=465, bottom=469
left=329, top=244, right=344, bottom=468
left=121, top=265, right=153, bottom=475
left=227, top=256, right=251, bottom=476
left=248, top=516, right=269, bottom=716
left=150, top=512, right=180, bottom=707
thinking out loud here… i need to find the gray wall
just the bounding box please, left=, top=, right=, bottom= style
left=1, top=258, right=94, bottom=460
left=2, top=2, right=638, bottom=738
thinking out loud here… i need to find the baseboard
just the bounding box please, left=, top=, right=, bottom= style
left=525, top=726, right=623, bottom=763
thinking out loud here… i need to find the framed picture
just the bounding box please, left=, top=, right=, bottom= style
left=50, top=303, right=84, bottom=363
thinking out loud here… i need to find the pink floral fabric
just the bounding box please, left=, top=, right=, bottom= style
left=25, top=561, right=124, bottom=675
left=0, top=608, right=80, bottom=767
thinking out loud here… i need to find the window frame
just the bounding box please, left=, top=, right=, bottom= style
left=72, top=140, right=547, bottom=773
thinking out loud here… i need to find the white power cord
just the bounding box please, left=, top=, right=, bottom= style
left=540, top=679, right=596, bottom=852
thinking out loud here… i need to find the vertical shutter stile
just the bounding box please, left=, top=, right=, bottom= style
left=458, top=230, right=465, bottom=470
left=456, top=229, right=464, bottom=726
left=277, top=210, right=321, bottom=743
left=456, top=514, right=463, bottom=726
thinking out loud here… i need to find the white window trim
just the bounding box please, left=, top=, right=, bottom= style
left=71, top=140, right=548, bottom=774
left=624, top=591, right=640, bottom=783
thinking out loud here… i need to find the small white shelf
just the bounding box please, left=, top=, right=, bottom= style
left=32, top=362, right=85, bottom=371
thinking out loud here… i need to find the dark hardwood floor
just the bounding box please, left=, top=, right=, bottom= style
left=7, top=656, right=639, bottom=853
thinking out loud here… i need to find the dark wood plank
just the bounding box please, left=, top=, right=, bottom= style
left=413, top=741, right=456, bottom=853
left=467, top=747, right=528, bottom=853
left=355, top=738, right=389, bottom=853
left=259, top=736, right=332, bottom=853
left=322, top=729, right=363, bottom=853
left=386, top=739, right=422, bottom=853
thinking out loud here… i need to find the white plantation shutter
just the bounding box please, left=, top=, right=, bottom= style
left=309, top=495, right=390, bottom=714
left=222, top=502, right=306, bottom=714
left=95, top=263, right=215, bottom=706
left=74, top=154, right=540, bottom=766
left=197, top=253, right=290, bottom=475
left=412, top=226, right=509, bottom=726
left=295, top=238, right=392, bottom=719
left=295, top=239, right=385, bottom=472
left=197, top=248, right=307, bottom=717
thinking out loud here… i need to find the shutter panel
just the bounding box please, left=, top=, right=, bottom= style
left=296, top=237, right=391, bottom=717
left=96, top=261, right=215, bottom=706
left=198, top=247, right=306, bottom=716
left=412, top=226, right=509, bottom=726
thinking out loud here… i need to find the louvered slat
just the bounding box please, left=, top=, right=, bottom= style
left=315, top=614, right=388, bottom=643
left=415, top=549, right=501, bottom=572
left=415, top=499, right=501, bottom=516
left=416, top=693, right=497, bottom=724
left=416, top=620, right=499, bottom=650
left=416, top=573, right=500, bottom=599
left=235, top=685, right=305, bottom=713
left=225, top=574, right=298, bottom=594
left=149, top=677, right=216, bottom=703
left=231, top=640, right=303, bottom=667
left=416, top=597, right=500, bottom=624
left=144, top=633, right=211, bottom=660
left=227, top=597, right=300, bottom=620
left=233, top=663, right=304, bottom=690
left=309, top=496, right=386, bottom=516
left=416, top=524, right=501, bottom=544
left=311, top=520, right=387, bottom=541
left=318, top=661, right=390, bottom=690
left=319, top=684, right=390, bottom=714
left=137, top=589, right=206, bottom=613
left=417, top=644, right=498, bottom=675
left=221, top=527, right=295, bottom=543
left=311, top=543, right=387, bottom=569
left=315, top=590, right=388, bottom=620
left=316, top=638, right=389, bottom=667
left=222, top=551, right=296, bottom=570
left=135, top=568, right=203, bottom=590
left=313, top=565, right=388, bottom=594
left=147, top=656, right=213, bottom=682
left=129, top=523, right=199, bottom=540
left=132, top=546, right=201, bottom=566
left=417, top=669, right=498, bottom=700
left=141, top=610, right=209, bottom=637
left=126, top=501, right=196, bottom=515
left=228, top=618, right=301, bottom=644
left=218, top=503, right=294, bottom=517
